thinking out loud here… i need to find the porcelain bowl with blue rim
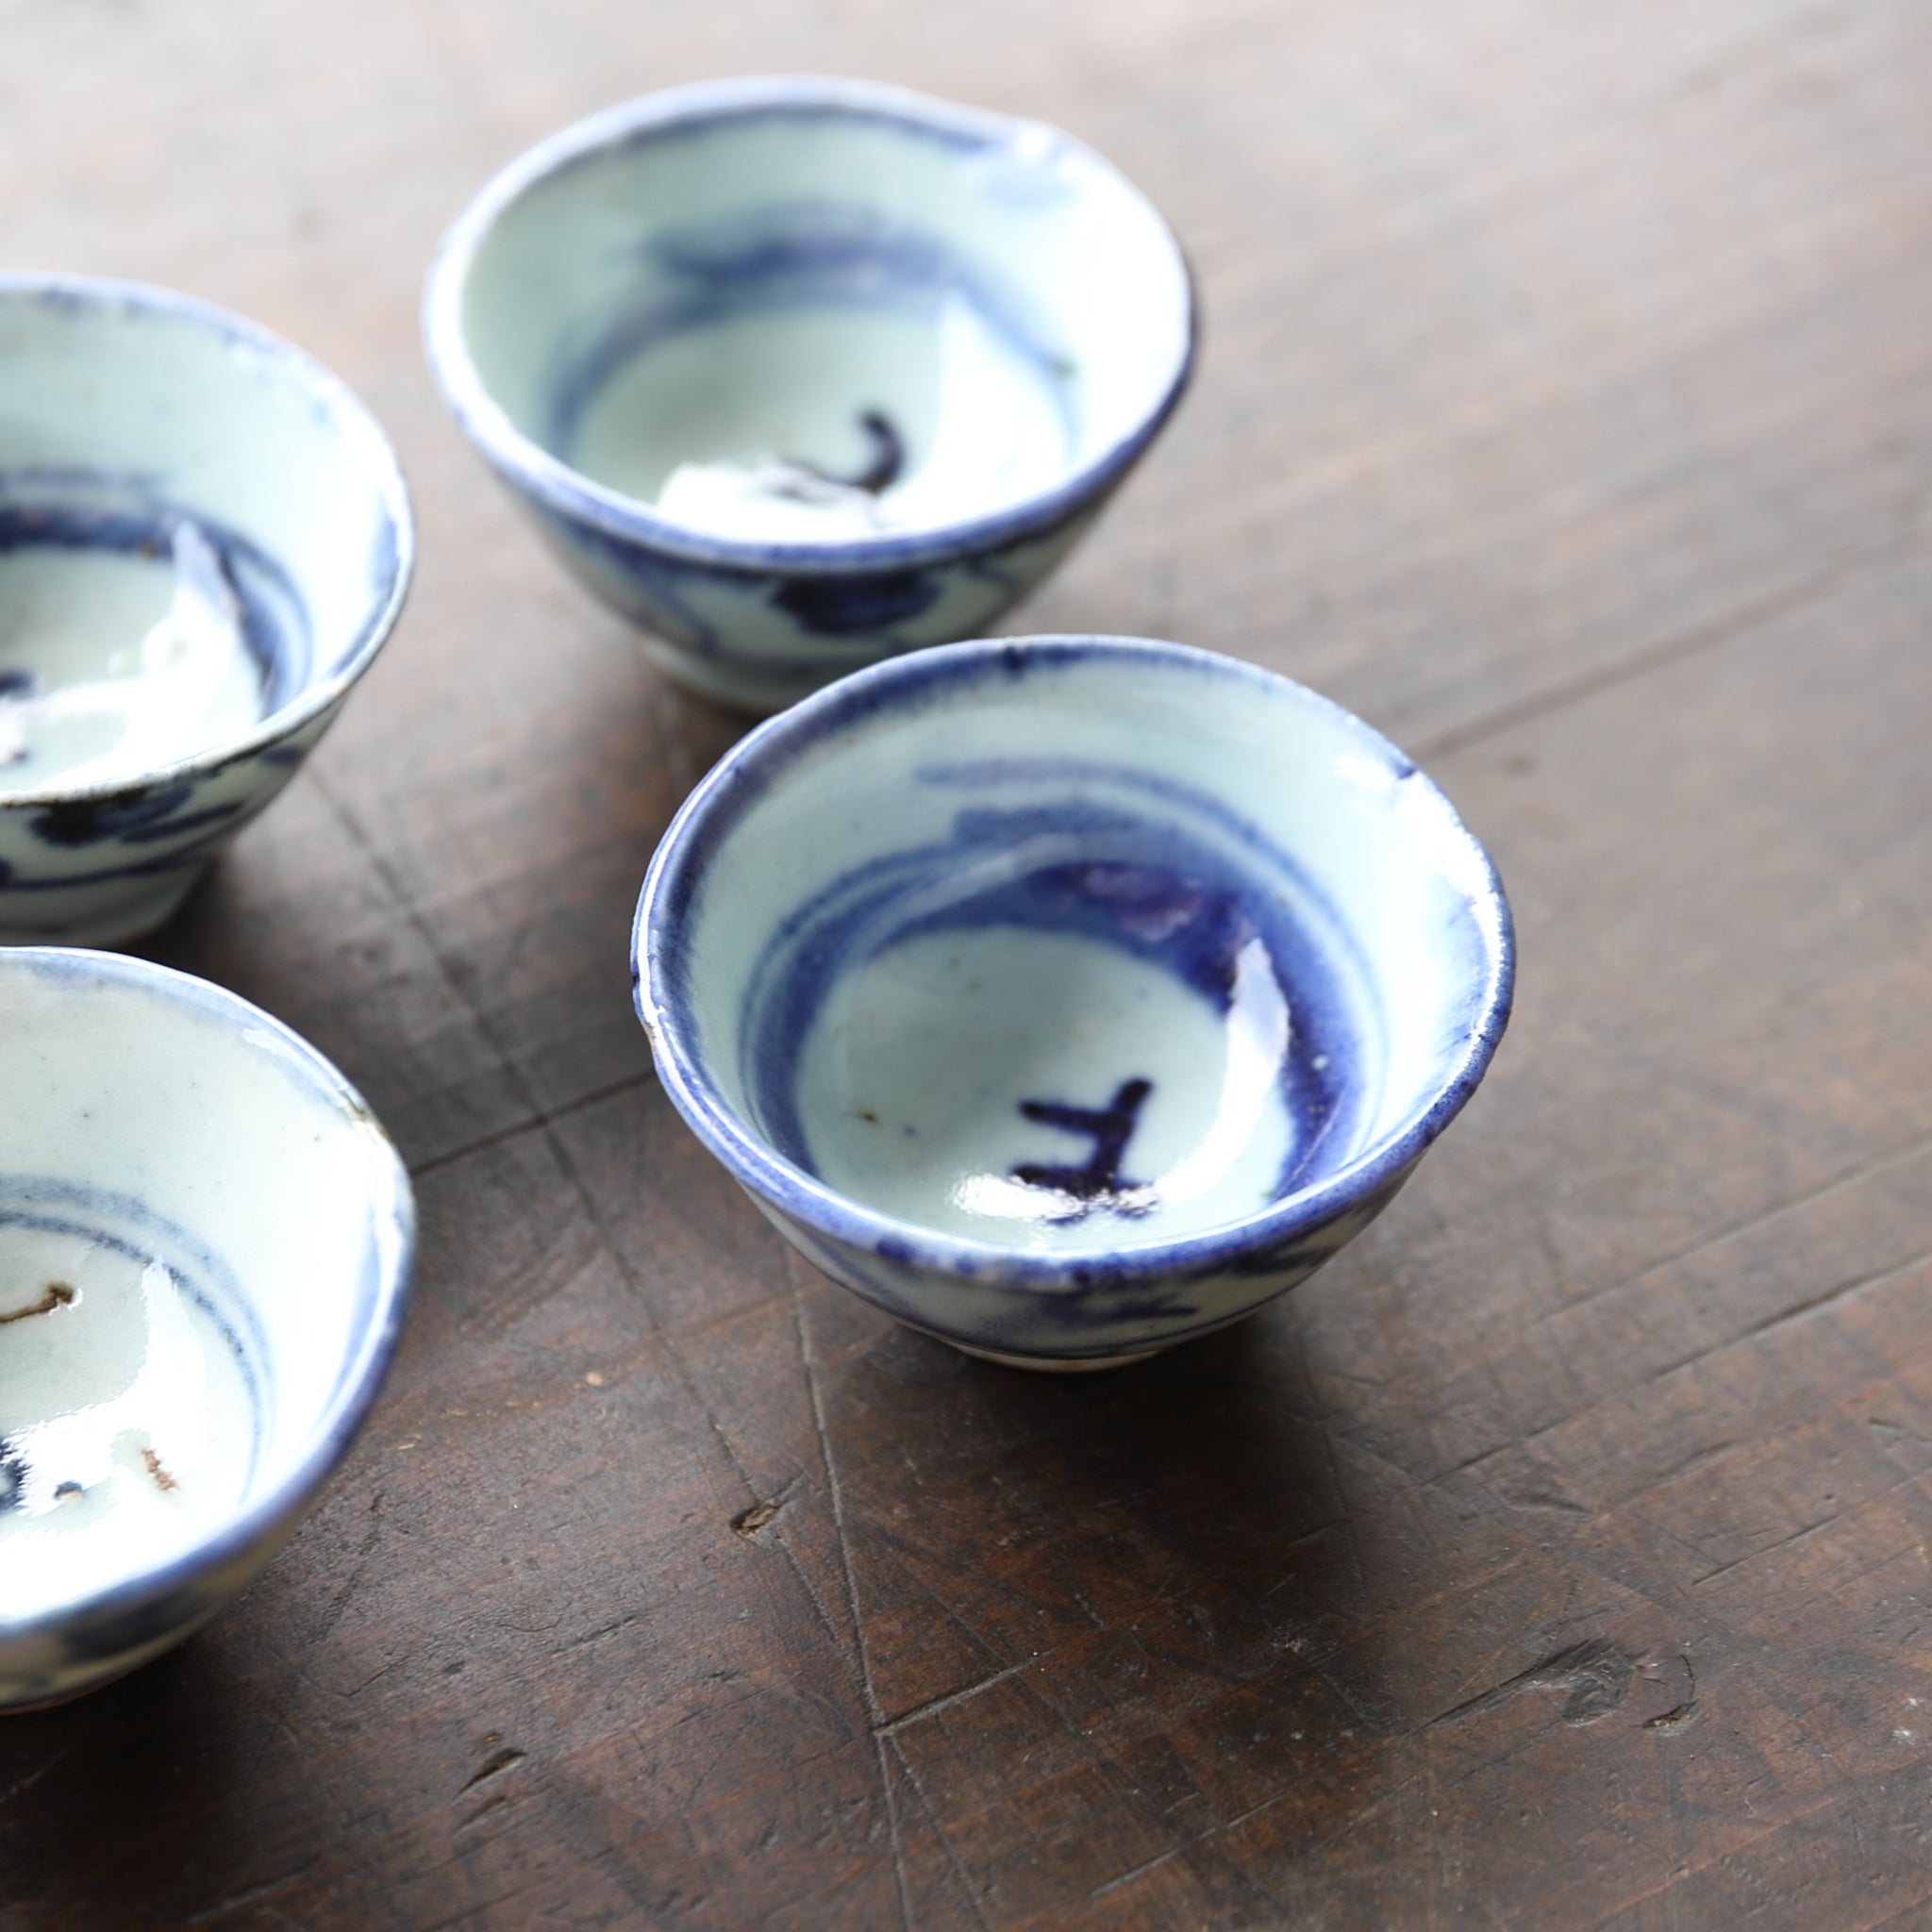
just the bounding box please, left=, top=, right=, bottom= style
left=0, top=950, right=414, bottom=1710
left=0, top=275, right=412, bottom=945
left=633, top=636, right=1514, bottom=1369
left=424, top=76, right=1194, bottom=715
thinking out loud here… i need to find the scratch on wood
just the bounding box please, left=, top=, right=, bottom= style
left=334, top=738, right=878, bottom=1768
left=1690, top=1512, right=1840, bottom=1589
left=337, top=1654, right=402, bottom=1699
left=1645, top=1654, right=1700, bottom=1734
left=1422, top=1740, right=1447, bottom=1932
left=792, top=1286, right=914, bottom=1932
left=0, top=1730, right=93, bottom=1820
left=887, top=1734, right=998, bottom=1932
left=875, top=1656, right=1041, bottom=1735
left=1870, top=1416, right=1932, bottom=1449
left=1090, top=1843, right=1188, bottom=1903
left=457, top=1785, right=524, bottom=1834
left=1458, top=1247, right=1932, bottom=1506
left=459, top=1746, right=526, bottom=1794
left=1414, top=515, right=1931, bottom=763
left=562, top=1166, right=881, bottom=1796
left=242, top=1510, right=391, bottom=1780
left=1090, top=1772, right=1427, bottom=1903
left=309, top=773, right=652, bottom=1369
left=407, top=1067, right=658, bottom=1181
left=182, top=1863, right=318, bottom=1926
left=1653, top=1441, right=1740, bottom=1485
left=859, top=1512, right=1024, bottom=1670
left=1014, top=1643, right=1300, bottom=1914
left=550, top=1611, right=641, bottom=1656
left=1429, top=1639, right=1638, bottom=1729
left=1498, top=1488, right=1588, bottom=1517
left=1627, top=1248, right=1932, bottom=1388
left=1547, top=1124, right=1932, bottom=1320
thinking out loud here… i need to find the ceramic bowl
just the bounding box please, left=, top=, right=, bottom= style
left=0, top=950, right=414, bottom=1709
left=634, top=636, right=1514, bottom=1369
left=0, top=275, right=412, bottom=945
left=424, top=76, right=1194, bottom=714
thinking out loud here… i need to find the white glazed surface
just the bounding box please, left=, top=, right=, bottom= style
left=425, top=78, right=1193, bottom=712
left=637, top=637, right=1514, bottom=1365
left=0, top=951, right=413, bottom=1709
left=0, top=276, right=412, bottom=945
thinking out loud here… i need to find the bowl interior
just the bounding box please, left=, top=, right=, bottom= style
left=449, top=88, right=1191, bottom=541
left=0, top=955, right=409, bottom=1623
left=0, top=282, right=408, bottom=795
left=647, top=641, right=1510, bottom=1258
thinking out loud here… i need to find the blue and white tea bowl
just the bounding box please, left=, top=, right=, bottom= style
left=634, top=636, right=1515, bottom=1369
left=0, top=275, right=412, bottom=945
left=425, top=77, right=1194, bottom=714
left=0, top=950, right=414, bottom=1709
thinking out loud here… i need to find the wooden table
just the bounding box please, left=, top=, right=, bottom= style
left=5, top=1, right=1931, bottom=1924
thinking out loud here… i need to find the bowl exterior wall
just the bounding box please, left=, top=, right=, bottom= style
left=744, top=1160, right=1418, bottom=1363
left=0, top=705, right=336, bottom=944
left=515, top=484, right=1099, bottom=713
left=0, top=1498, right=302, bottom=1710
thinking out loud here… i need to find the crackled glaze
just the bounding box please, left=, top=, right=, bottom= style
left=0, top=951, right=414, bottom=1710
left=425, top=77, right=1193, bottom=713
left=635, top=636, right=1516, bottom=1366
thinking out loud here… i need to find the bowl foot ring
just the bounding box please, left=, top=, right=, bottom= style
left=937, top=1335, right=1169, bottom=1374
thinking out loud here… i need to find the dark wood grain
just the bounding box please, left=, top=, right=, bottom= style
left=5, top=0, right=1932, bottom=1924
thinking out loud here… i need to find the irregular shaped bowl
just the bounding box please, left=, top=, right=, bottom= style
left=633, top=635, right=1514, bottom=1368
left=0, top=275, right=412, bottom=945
left=0, top=951, right=413, bottom=1709
left=425, top=76, right=1194, bottom=713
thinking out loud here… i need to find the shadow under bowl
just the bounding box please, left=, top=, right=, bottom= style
left=634, top=635, right=1515, bottom=1366
left=425, top=76, right=1194, bottom=714
left=0, top=951, right=414, bottom=1709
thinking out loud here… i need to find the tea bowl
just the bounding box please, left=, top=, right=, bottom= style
left=633, top=635, right=1515, bottom=1368
left=0, top=950, right=414, bottom=1709
left=0, top=275, right=412, bottom=945
left=425, top=76, right=1194, bottom=714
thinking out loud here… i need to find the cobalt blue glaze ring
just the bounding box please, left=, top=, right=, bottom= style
left=425, top=76, right=1195, bottom=714
left=0, top=275, right=413, bottom=946
left=634, top=635, right=1516, bottom=1369
left=0, top=950, right=414, bottom=1709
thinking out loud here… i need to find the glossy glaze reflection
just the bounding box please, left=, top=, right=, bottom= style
left=0, top=520, right=267, bottom=794
left=0, top=1214, right=258, bottom=1622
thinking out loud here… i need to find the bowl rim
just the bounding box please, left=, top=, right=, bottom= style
left=422, top=74, right=1198, bottom=575
left=634, top=634, right=1516, bottom=1290
left=0, top=948, right=416, bottom=1649
left=0, top=272, right=415, bottom=808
